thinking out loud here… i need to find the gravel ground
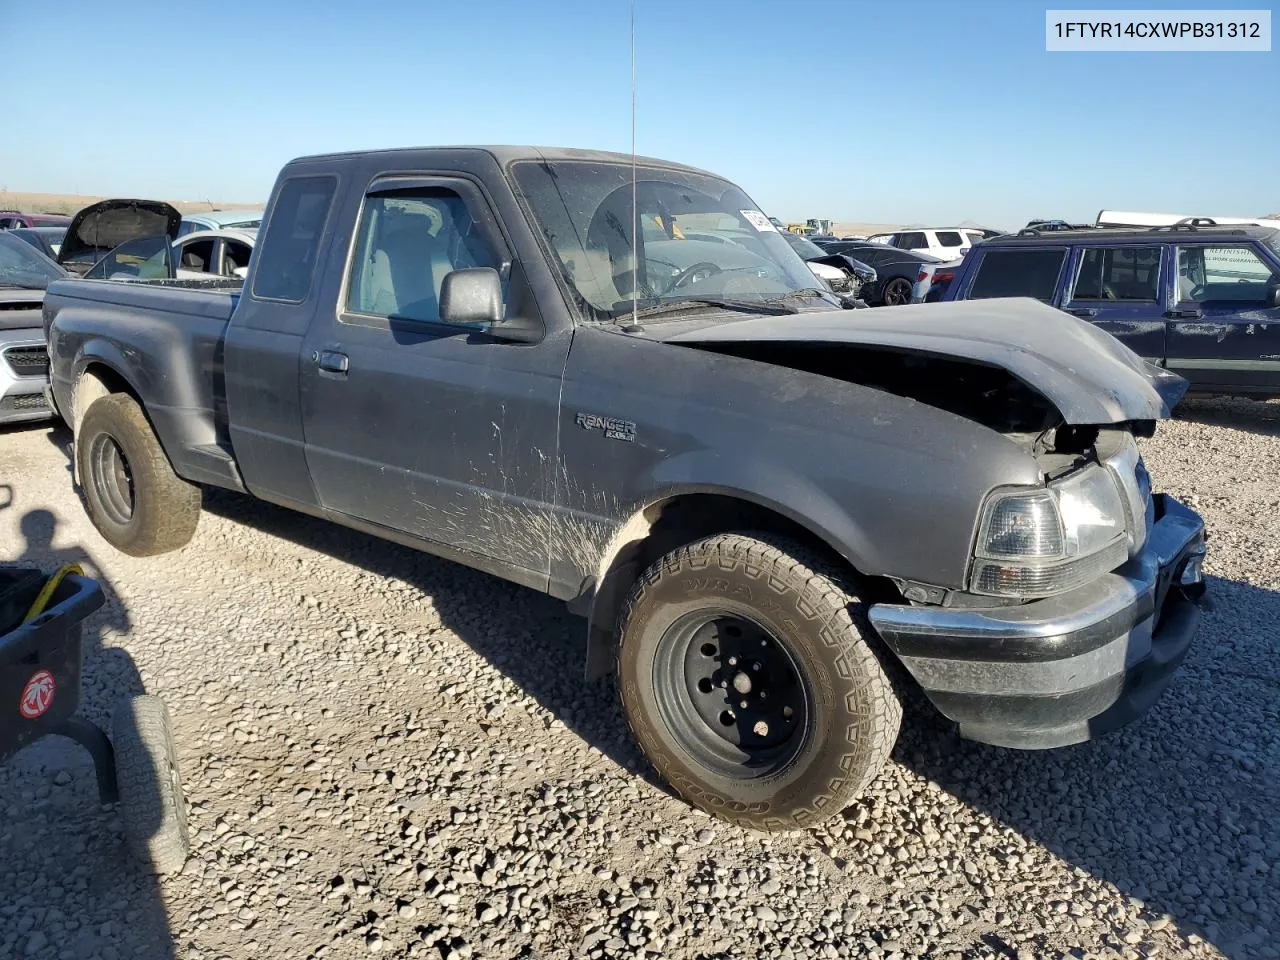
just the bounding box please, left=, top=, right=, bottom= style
left=1, top=401, right=1277, bottom=960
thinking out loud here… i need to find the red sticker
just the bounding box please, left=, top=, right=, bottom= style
left=19, top=669, right=55, bottom=719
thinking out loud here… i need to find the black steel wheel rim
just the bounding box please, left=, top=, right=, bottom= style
left=90, top=433, right=135, bottom=525
left=652, top=610, right=811, bottom=780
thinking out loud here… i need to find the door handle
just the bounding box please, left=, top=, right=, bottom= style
left=1164, top=308, right=1203, bottom=319
left=1067, top=307, right=1097, bottom=318
left=314, top=350, right=349, bottom=375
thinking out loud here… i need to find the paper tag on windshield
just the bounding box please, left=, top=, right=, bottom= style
left=740, top=210, right=777, bottom=233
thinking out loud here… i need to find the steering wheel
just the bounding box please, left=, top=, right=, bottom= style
left=667, top=261, right=722, bottom=293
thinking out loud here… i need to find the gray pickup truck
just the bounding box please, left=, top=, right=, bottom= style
left=44, top=146, right=1207, bottom=830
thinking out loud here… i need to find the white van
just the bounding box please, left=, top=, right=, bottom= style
left=1096, top=210, right=1280, bottom=229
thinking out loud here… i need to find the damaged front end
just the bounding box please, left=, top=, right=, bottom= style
left=660, top=297, right=1188, bottom=430
left=654, top=297, right=1206, bottom=748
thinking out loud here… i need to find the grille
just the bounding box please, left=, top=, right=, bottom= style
left=0, top=394, right=49, bottom=412
left=2, top=345, right=49, bottom=378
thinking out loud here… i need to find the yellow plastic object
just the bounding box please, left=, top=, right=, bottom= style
left=22, top=563, right=85, bottom=624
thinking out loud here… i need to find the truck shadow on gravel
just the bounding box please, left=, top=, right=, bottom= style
left=892, top=574, right=1279, bottom=960
left=1, top=492, right=176, bottom=960
left=199, top=489, right=662, bottom=783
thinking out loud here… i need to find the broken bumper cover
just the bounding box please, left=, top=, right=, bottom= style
left=868, top=495, right=1206, bottom=749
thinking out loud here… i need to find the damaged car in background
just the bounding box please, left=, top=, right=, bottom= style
left=778, top=229, right=876, bottom=299
left=44, top=146, right=1206, bottom=829
left=0, top=199, right=187, bottom=424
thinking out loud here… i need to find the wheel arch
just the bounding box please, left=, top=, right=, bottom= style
left=580, top=486, right=899, bottom=680
left=71, top=355, right=142, bottom=434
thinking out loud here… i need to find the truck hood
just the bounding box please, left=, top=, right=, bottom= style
left=659, top=297, right=1187, bottom=425
left=58, top=199, right=182, bottom=275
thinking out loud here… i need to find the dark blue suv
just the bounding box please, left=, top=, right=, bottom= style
left=943, top=222, right=1280, bottom=396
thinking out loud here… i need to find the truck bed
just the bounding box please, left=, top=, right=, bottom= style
left=44, top=277, right=244, bottom=490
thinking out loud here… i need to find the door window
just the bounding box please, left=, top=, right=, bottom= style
left=177, top=238, right=215, bottom=273
left=1071, top=246, right=1160, bottom=301
left=968, top=249, right=1066, bottom=302
left=83, top=236, right=173, bottom=281
left=896, top=231, right=928, bottom=250
left=223, top=240, right=252, bottom=277
left=345, top=187, right=502, bottom=324
left=936, top=231, right=963, bottom=248
left=1177, top=245, right=1276, bottom=303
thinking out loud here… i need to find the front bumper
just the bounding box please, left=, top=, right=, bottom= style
left=868, top=495, right=1206, bottom=749
left=0, top=333, right=53, bottom=425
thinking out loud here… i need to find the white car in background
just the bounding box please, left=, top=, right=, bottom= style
left=866, top=227, right=988, bottom=260
left=176, top=208, right=264, bottom=237
left=172, top=229, right=255, bottom=280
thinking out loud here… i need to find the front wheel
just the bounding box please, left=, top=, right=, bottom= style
left=616, top=533, right=901, bottom=831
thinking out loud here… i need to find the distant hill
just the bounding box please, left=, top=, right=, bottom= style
left=0, top=190, right=263, bottom=216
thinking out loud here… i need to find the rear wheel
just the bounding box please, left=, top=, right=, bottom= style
left=617, top=533, right=901, bottom=831
left=76, top=394, right=200, bottom=556
left=881, top=277, right=913, bottom=306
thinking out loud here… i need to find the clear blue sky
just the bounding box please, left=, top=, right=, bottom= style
left=1, top=0, right=1275, bottom=228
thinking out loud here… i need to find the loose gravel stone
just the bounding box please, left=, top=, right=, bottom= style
left=1, top=403, right=1276, bottom=959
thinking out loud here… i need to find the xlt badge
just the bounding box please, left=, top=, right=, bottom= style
left=576, top=412, right=636, bottom=443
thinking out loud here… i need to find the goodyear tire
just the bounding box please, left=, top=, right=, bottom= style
left=76, top=394, right=200, bottom=556
left=113, top=695, right=190, bottom=874
left=616, top=533, right=901, bottom=831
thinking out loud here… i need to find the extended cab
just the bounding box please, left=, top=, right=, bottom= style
left=943, top=222, right=1280, bottom=396
left=45, top=147, right=1207, bottom=829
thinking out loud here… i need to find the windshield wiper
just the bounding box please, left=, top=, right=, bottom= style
left=611, top=296, right=798, bottom=321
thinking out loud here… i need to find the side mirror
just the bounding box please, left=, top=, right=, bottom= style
left=438, top=265, right=543, bottom=343
left=232, top=266, right=248, bottom=280
left=1268, top=280, right=1280, bottom=308
left=439, top=267, right=503, bottom=325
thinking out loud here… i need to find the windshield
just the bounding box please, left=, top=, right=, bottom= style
left=1266, top=233, right=1280, bottom=262
left=0, top=232, right=64, bottom=289
left=511, top=159, right=827, bottom=319
left=782, top=232, right=827, bottom=260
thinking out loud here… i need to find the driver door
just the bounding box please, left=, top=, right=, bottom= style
left=298, top=175, right=570, bottom=582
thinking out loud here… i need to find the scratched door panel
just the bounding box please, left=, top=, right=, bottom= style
left=300, top=320, right=571, bottom=576
left=1167, top=243, right=1280, bottom=392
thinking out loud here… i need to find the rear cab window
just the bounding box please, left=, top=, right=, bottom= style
left=251, top=176, right=338, bottom=302
left=967, top=248, right=1067, bottom=303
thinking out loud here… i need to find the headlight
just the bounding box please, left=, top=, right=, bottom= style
left=971, top=465, right=1129, bottom=598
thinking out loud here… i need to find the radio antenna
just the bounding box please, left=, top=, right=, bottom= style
left=628, top=0, right=639, bottom=331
